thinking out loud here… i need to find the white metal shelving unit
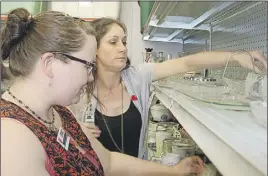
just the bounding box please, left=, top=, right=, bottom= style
left=152, top=84, right=267, bottom=176
left=145, top=1, right=267, bottom=176
left=143, top=1, right=237, bottom=43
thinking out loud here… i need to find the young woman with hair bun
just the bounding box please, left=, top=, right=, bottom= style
left=1, top=8, right=206, bottom=176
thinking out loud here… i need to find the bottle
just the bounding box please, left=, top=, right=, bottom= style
left=145, top=48, right=153, bottom=63
left=158, top=52, right=165, bottom=63
left=167, top=54, right=172, bottom=60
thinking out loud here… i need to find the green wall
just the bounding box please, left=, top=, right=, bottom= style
left=1, top=2, right=49, bottom=15
left=139, top=1, right=155, bottom=34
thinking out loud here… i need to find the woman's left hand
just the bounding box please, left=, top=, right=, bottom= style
left=173, top=156, right=205, bottom=175
left=80, top=122, right=102, bottom=138
left=233, top=50, right=267, bottom=73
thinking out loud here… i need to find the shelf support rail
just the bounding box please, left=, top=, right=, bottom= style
left=166, top=1, right=236, bottom=42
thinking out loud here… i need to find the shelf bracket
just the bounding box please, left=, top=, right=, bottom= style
left=148, top=28, right=158, bottom=39
left=166, top=2, right=235, bottom=41
left=166, top=29, right=184, bottom=41
left=188, top=1, right=236, bottom=28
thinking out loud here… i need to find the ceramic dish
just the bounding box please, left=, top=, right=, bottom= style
left=150, top=104, right=172, bottom=122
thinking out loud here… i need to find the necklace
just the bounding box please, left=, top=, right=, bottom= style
left=7, top=89, right=57, bottom=132
left=7, top=90, right=87, bottom=175
left=98, top=82, right=124, bottom=153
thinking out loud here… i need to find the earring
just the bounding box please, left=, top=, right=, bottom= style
left=48, top=79, right=52, bottom=87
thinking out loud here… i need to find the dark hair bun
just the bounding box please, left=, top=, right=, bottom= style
left=1, top=8, right=32, bottom=60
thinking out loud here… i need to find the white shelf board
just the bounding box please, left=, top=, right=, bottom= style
left=152, top=85, right=267, bottom=176
left=143, top=1, right=236, bottom=43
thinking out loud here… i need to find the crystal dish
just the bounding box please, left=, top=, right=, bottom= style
left=250, top=101, right=267, bottom=128
left=155, top=82, right=251, bottom=110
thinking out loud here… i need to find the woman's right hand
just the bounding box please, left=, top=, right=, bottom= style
left=174, top=156, right=205, bottom=175
left=80, top=123, right=102, bottom=138
left=233, top=50, right=267, bottom=73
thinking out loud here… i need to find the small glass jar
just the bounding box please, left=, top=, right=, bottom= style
left=148, top=120, right=158, bottom=132
left=171, top=138, right=195, bottom=160
left=161, top=153, right=181, bottom=166
left=155, top=123, right=177, bottom=157
left=162, top=138, right=174, bottom=155
left=162, top=138, right=195, bottom=165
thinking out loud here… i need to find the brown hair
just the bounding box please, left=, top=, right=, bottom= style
left=73, top=17, right=96, bottom=36
left=91, top=17, right=131, bottom=68
left=1, top=8, right=94, bottom=79
left=72, top=18, right=97, bottom=100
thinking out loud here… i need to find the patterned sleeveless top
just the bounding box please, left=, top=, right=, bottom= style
left=1, top=99, right=104, bottom=176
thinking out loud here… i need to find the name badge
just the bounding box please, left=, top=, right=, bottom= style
left=57, top=127, right=70, bottom=151
left=85, top=104, right=94, bottom=123
left=85, top=111, right=94, bottom=123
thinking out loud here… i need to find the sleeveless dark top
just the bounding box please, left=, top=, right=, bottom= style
left=1, top=99, right=104, bottom=176
left=95, top=101, right=142, bottom=157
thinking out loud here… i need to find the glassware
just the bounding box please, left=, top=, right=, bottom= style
left=155, top=122, right=179, bottom=157
left=157, top=52, right=165, bottom=63
left=142, top=48, right=154, bottom=63
left=161, top=137, right=195, bottom=165
left=161, top=153, right=181, bottom=166
left=177, top=51, right=189, bottom=58
left=162, top=138, right=174, bottom=155
left=171, top=138, right=195, bottom=159
left=245, top=72, right=267, bottom=100
left=202, top=164, right=217, bottom=176
left=250, top=101, right=267, bottom=128
left=167, top=54, right=172, bottom=60
left=260, top=75, right=267, bottom=100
